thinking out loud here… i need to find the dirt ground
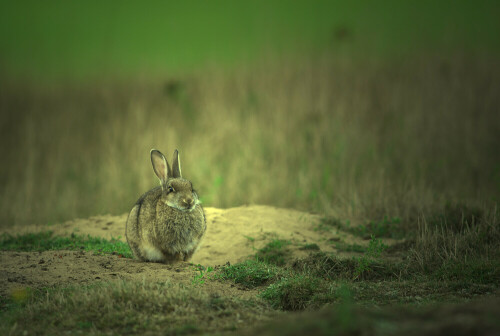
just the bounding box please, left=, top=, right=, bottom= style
left=0, top=205, right=367, bottom=300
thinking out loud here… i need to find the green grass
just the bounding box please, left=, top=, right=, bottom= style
left=319, top=216, right=405, bottom=239
left=191, top=265, right=215, bottom=286
left=351, top=279, right=497, bottom=305
left=251, top=253, right=499, bottom=311
left=314, top=217, right=344, bottom=232
left=217, top=239, right=297, bottom=288
left=432, top=259, right=500, bottom=284
left=260, top=275, right=334, bottom=311
left=293, top=252, right=398, bottom=282
left=352, top=217, right=405, bottom=239
left=0, top=280, right=271, bottom=336
left=299, top=243, right=321, bottom=251
left=255, top=239, right=292, bottom=266
left=333, top=241, right=366, bottom=253
left=218, top=260, right=280, bottom=289
left=254, top=257, right=496, bottom=311
left=427, top=202, right=484, bottom=233
left=243, top=295, right=500, bottom=336
left=0, top=231, right=133, bottom=258
left=216, top=210, right=500, bottom=311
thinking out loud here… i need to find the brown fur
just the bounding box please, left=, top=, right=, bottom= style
left=125, top=150, right=206, bottom=263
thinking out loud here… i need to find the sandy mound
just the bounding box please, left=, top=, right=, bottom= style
left=2, top=205, right=345, bottom=265
left=0, top=205, right=367, bottom=299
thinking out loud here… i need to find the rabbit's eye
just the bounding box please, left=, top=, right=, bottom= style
left=167, top=186, right=174, bottom=193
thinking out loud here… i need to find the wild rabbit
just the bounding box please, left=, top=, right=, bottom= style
left=126, top=149, right=206, bottom=263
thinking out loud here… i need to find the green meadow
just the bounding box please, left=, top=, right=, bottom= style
left=1, top=1, right=500, bottom=334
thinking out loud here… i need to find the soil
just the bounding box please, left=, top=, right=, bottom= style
left=0, top=205, right=366, bottom=300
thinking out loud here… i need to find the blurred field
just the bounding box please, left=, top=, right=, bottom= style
left=1, top=1, right=500, bottom=227
left=1, top=51, right=499, bottom=227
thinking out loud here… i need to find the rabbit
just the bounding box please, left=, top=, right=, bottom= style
left=126, top=149, right=206, bottom=263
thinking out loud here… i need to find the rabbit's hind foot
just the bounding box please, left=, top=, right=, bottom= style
left=142, top=244, right=165, bottom=262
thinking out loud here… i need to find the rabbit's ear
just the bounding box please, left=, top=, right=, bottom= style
left=151, top=149, right=172, bottom=185
left=171, top=149, right=182, bottom=178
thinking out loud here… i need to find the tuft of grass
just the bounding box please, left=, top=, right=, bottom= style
left=260, top=275, right=335, bottom=311
left=299, top=243, right=320, bottom=251
left=295, top=237, right=392, bottom=282
left=293, top=252, right=398, bottom=282
left=333, top=241, right=366, bottom=253
left=409, top=206, right=500, bottom=273
left=432, top=259, right=500, bottom=285
left=255, top=239, right=291, bottom=266
left=352, top=237, right=387, bottom=279
left=314, top=217, right=343, bottom=232
left=0, top=231, right=133, bottom=258
left=353, top=217, right=405, bottom=239
left=218, top=260, right=280, bottom=289
left=191, top=265, right=215, bottom=286
left=428, top=203, right=484, bottom=233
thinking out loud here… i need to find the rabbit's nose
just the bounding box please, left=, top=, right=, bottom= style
left=183, top=198, right=193, bottom=206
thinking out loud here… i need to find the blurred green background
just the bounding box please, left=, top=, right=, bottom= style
left=1, top=0, right=499, bottom=79
left=1, top=0, right=499, bottom=226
